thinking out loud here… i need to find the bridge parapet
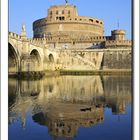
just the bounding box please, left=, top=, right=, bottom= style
left=9, top=32, right=22, bottom=40
left=30, top=38, right=45, bottom=42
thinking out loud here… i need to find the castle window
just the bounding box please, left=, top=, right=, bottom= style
left=62, top=10, right=64, bottom=14
left=58, top=16, right=65, bottom=20
left=62, top=130, right=65, bottom=134
left=96, top=20, right=99, bottom=23
left=62, top=17, right=65, bottom=20
left=50, top=11, right=52, bottom=15
left=100, top=22, right=103, bottom=24
left=56, top=10, right=58, bottom=15
left=68, top=10, right=70, bottom=14
left=75, top=18, right=77, bottom=20
left=89, top=19, right=93, bottom=22
left=80, top=19, right=82, bottom=21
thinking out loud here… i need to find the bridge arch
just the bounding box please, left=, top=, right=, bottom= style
left=48, top=53, right=54, bottom=63
left=30, top=49, right=41, bottom=63
left=8, top=43, right=19, bottom=73
left=28, top=49, right=42, bottom=71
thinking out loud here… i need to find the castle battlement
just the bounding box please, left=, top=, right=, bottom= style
left=105, top=40, right=132, bottom=47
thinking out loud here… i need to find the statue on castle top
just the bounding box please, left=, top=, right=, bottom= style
left=65, top=0, right=68, bottom=4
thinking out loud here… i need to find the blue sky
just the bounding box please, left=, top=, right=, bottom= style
left=9, top=0, right=132, bottom=39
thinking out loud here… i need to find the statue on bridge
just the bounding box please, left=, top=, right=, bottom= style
left=22, top=24, right=26, bottom=32
left=21, top=24, right=27, bottom=39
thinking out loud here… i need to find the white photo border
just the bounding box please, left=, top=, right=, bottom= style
left=0, top=0, right=139, bottom=140
left=1, top=0, right=8, bottom=139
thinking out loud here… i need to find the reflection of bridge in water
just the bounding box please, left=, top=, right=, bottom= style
left=8, top=75, right=131, bottom=138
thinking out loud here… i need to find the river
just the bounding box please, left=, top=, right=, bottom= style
left=8, top=75, right=132, bottom=140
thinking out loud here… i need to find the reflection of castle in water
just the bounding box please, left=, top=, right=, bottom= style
left=33, top=104, right=104, bottom=138
left=8, top=76, right=131, bottom=138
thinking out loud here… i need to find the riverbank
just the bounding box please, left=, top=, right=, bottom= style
left=8, top=71, right=45, bottom=80
left=8, top=69, right=131, bottom=80
left=59, top=69, right=131, bottom=75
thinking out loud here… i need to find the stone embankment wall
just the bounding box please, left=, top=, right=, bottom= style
left=58, top=49, right=132, bottom=71
left=102, top=50, right=131, bottom=69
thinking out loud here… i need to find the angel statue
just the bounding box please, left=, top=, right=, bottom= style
left=65, top=0, right=68, bottom=4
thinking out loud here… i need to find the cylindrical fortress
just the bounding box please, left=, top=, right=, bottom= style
left=33, top=4, right=104, bottom=38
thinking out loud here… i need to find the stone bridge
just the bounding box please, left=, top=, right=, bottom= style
left=8, top=32, right=60, bottom=74
left=8, top=31, right=131, bottom=75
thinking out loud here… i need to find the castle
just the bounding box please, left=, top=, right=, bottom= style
left=32, top=2, right=131, bottom=48
left=8, top=1, right=132, bottom=75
